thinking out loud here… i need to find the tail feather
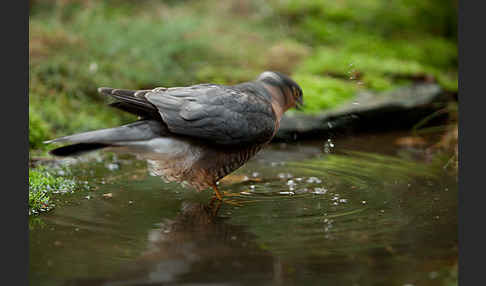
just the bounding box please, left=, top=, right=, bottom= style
left=46, top=86, right=169, bottom=158
left=45, top=120, right=167, bottom=157
left=49, top=143, right=110, bottom=157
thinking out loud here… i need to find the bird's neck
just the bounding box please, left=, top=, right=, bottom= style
left=263, top=83, right=291, bottom=121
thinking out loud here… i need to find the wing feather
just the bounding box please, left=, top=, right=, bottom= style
left=98, top=87, right=161, bottom=119
left=98, top=83, right=277, bottom=146
left=145, top=84, right=276, bottom=146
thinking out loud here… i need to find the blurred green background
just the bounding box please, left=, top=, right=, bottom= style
left=29, top=0, right=457, bottom=152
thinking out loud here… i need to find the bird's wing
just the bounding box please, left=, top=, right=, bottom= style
left=99, top=87, right=162, bottom=120
left=144, top=84, right=277, bottom=146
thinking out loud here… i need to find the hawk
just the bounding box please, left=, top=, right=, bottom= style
left=46, top=71, right=303, bottom=200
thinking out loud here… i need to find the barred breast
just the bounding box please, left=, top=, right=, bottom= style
left=213, top=144, right=265, bottom=181
left=187, top=143, right=267, bottom=191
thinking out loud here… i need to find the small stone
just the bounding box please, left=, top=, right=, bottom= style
left=103, top=193, right=113, bottom=198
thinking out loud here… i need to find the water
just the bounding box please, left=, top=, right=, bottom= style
left=29, top=131, right=458, bottom=286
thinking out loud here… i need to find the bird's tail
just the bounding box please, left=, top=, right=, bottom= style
left=45, top=120, right=166, bottom=157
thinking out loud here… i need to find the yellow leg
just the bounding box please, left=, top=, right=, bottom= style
left=210, top=184, right=243, bottom=206
left=211, top=184, right=223, bottom=201
left=208, top=198, right=222, bottom=216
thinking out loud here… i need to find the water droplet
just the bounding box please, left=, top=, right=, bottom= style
left=89, top=62, right=98, bottom=72
left=278, top=173, right=293, bottom=179
left=323, top=139, right=335, bottom=153
left=312, top=187, right=327, bottom=195
left=306, top=177, right=322, bottom=184
left=362, top=200, right=367, bottom=204
left=429, top=271, right=438, bottom=279
left=106, top=163, right=120, bottom=171
left=279, top=191, right=295, bottom=196
left=296, top=188, right=308, bottom=194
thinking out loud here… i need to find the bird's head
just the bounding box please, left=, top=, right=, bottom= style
left=257, top=71, right=304, bottom=111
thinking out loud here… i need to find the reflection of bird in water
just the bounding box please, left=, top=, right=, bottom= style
left=46, top=71, right=303, bottom=200
left=65, top=201, right=275, bottom=286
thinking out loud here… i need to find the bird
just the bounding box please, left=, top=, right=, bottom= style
left=45, top=71, right=303, bottom=200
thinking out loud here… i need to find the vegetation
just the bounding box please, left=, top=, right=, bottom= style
left=28, top=5, right=457, bottom=285
left=29, top=166, right=83, bottom=215
left=28, top=0, right=457, bottom=212
left=29, top=0, right=457, bottom=151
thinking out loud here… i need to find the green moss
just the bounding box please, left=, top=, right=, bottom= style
left=28, top=167, right=81, bottom=216
left=292, top=74, right=358, bottom=113
left=272, top=0, right=457, bottom=92
left=295, top=43, right=456, bottom=93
